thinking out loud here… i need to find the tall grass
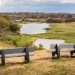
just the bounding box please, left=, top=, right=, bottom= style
left=1, top=35, right=36, bottom=47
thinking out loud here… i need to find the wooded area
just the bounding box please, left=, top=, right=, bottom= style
left=0, top=12, right=75, bottom=23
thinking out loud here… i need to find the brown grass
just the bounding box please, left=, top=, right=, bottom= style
left=0, top=50, right=75, bottom=75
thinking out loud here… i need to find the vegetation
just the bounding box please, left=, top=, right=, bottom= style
left=0, top=14, right=36, bottom=47
left=32, top=22, right=75, bottom=43
left=38, top=44, right=44, bottom=50
left=1, top=13, right=75, bottom=23
left=46, top=18, right=64, bottom=23
left=0, top=18, right=10, bottom=33
left=33, top=44, right=44, bottom=50
left=0, top=50, right=75, bottom=75
left=0, top=13, right=75, bottom=46
left=0, top=15, right=20, bottom=37
left=0, top=35, right=36, bottom=47
left=9, top=22, right=20, bottom=33
left=0, top=13, right=75, bottom=75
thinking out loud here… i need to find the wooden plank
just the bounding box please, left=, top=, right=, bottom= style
left=0, top=47, right=34, bottom=55
left=59, top=43, right=75, bottom=49
left=60, top=50, right=75, bottom=52
left=0, top=47, right=34, bottom=65
left=25, top=47, right=29, bottom=63
left=1, top=50, right=5, bottom=65
left=5, top=53, right=25, bottom=58
left=27, top=47, right=34, bottom=52
left=3, top=47, right=26, bottom=54
left=0, top=53, right=34, bottom=58
left=50, top=44, right=57, bottom=49
left=0, top=53, right=25, bottom=58
left=0, top=47, right=34, bottom=58
left=48, top=50, right=75, bottom=52
left=52, top=52, right=55, bottom=58
left=50, top=44, right=75, bottom=59
left=57, top=49, right=60, bottom=58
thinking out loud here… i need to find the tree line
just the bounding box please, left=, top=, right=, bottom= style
left=0, top=12, right=75, bottom=23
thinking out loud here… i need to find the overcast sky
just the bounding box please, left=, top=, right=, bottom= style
left=0, top=0, right=75, bottom=13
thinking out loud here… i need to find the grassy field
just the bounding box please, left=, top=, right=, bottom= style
left=0, top=41, right=15, bottom=48
left=0, top=22, right=75, bottom=75
left=0, top=50, right=75, bottom=75
left=0, top=35, right=36, bottom=47
left=32, top=22, right=75, bottom=43
left=1, top=22, right=75, bottom=47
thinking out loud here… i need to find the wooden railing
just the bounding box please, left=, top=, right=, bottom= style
left=49, top=44, right=75, bottom=58
left=0, top=47, right=34, bottom=65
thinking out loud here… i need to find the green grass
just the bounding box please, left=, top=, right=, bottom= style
left=0, top=35, right=36, bottom=47
left=1, top=22, right=75, bottom=47
left=0, top=41, right=15, bottom=48
left=31, top=22, right=75, bottom=43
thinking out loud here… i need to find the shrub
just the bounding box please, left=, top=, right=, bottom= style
left=9, top=22, right=20, bottom=33
left=38, top=44, right=44, bottom=50
left=46, top=18, right=63, bottom=23
left=33, top=45, right=38, bottom=50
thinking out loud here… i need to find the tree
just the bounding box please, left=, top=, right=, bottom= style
left=0, top=18, right=10, bottom=32
left=9, top=22, right=20, bottom=33
left=46, top=18, right=63, bottom=23
left=0, top=16, right=20, bottom=40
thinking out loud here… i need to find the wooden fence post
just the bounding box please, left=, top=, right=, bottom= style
left=1, top=50, right=5, bottom=65
left=71, top=45, right=75, bottom=57
left=25, top=47, right=29, bottom=63
left=70, top=51, right=73, bottom=57
left=55, top=44, right=60, bottom=59
left=52, top=52, right=55, bottom=58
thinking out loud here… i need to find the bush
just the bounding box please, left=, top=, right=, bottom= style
left=0, top=16, right=20, bottom=34
left=33, top=45, right=38, bottom=50
left=9, top=22, right=20, bottom=33
left=0, top=18, right=10, bottom=32
left=46, top=18, right=64, bottom=23
left=38, top=44, right=44, bottom=50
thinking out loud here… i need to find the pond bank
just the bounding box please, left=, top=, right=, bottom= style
left=20, top=23, right=69, bottom=49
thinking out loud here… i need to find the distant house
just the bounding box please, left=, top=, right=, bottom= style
left=14, top=19, right=22, bottom=22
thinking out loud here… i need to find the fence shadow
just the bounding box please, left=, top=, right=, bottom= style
left=61, top=55, right=75, bottom=58
left=0, top=61, right=30, bottom=66
left=33, top=56, right=52, bottom=61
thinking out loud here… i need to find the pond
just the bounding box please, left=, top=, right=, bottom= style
left=33, top=38, right=65, bottom=49
left=20, top=23, right=49, bottom=34
left=20, top=23, right=65, bottom=49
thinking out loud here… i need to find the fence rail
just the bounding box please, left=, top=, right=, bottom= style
left=0, top=47, right=34, bottom=65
